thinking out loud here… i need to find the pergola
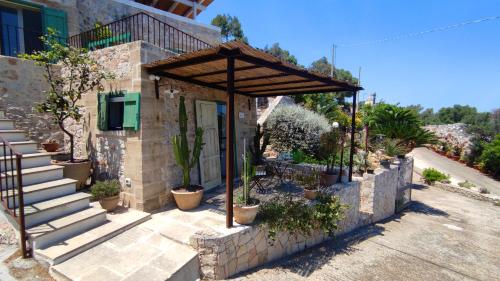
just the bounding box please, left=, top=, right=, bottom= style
left=145, top=41, right=363, bottom=228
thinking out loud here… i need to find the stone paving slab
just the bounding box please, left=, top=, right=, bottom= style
left=52, top=222, right=199, bottom=281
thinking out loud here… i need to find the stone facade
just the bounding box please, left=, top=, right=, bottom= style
left=28, top=0, right=221, bottom=45
left=0, top=56, right=63, bottom=144
left=65, top=41, right=255, bottom=211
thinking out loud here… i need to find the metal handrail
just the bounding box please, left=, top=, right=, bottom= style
left=68, top=12, right=213, bottom=54
left=0, top=136, right=27, bottom=258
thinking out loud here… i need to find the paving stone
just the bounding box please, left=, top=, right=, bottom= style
left=80, top=266, right=122, bottom=281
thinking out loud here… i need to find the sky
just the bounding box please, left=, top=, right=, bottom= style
left=197, top=0, right=500, bottom=112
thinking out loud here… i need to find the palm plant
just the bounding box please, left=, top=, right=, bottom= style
left=366, top=104, right=436, bottom=153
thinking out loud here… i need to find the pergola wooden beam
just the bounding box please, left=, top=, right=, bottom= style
left=186, top=65, right=263, bottom=78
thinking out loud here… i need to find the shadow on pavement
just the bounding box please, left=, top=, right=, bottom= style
left=407, top=201, right=449, bottom=217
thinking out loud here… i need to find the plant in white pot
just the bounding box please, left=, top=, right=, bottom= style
left=234, top=151, right=260, bottom=225
left=20, top=29, right=112, bottom=189
left=171, top=96, right=204, bottom=210
left=90, top=180, right=120, bottom=212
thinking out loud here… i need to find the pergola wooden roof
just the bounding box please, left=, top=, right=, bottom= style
left=144, top=41, right=362, bottom=97
left=145, top=41, right=362, bottom=228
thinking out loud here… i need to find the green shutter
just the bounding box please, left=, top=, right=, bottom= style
left=97, top=93, right=109, bottom=131
left=123, top=92, right=140, bottom=131
left=42, top=7, right=68, bottom=42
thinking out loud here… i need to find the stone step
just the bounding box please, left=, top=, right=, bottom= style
left=51, top=221, right=200, bottom=281
left=27, top=208, right=107, bottom=250
left=0, top=152, right=52, bottom=171
left=6, top=178, right=77, bottom=207
left=1, top=165, right=64, bottom=188
left=35, top=209, right=151, bottom=265
left=0, top=130, right=26, bottom=142
left=24, top=193, right=91, bottom=228
left=0, top=119, right=15, bottom=130
left=0, top=141, right=38, bottom=156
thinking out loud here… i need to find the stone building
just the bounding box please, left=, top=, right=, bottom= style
left=0, top=0, right=259, bottom=212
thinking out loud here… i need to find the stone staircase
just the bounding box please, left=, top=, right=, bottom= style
left=0, top=111, right=150, bottom=266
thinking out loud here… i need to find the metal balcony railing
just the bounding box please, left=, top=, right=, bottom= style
left=68, top=12, right=213, bottom=54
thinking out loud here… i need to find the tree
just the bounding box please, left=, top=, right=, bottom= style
left=437, top=104, right=478, bottom=124
left=293, top=57, right=358, bottom=112
left=263, top=43, right=298, bottom=65
left=211, top=14, right=248, bottom=43
left=19, top=29, right=112, bottom=162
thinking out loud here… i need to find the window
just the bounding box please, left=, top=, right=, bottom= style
left=0, top=2, right=66, bottom=57
left=98, top=92, right=140, bottom=131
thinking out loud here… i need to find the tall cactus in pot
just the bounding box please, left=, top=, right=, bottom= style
left=172, top=96, right=204, bottom=191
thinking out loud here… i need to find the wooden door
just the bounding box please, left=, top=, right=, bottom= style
left=196, top=100, right=221, bottom=190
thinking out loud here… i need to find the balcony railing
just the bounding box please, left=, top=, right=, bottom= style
left=68, top=12, right=213, bottom=54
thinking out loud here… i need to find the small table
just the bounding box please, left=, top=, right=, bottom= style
left=268, top=159, right=293, bottom=186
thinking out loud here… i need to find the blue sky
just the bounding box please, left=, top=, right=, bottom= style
left=197, top=0, right=500, bottom=112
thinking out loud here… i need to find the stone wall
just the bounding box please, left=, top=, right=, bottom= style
left=29, top=0, right=221, bottom=45
left=190, top=160, right=414, bottom=279
left=0, top=56, right=63, bottom=144
left=67, top=41, right=255, bottom=211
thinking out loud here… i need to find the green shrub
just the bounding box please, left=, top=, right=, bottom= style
left=458, top=181, right=475, bottom=189
left=267, top=105, right=330, bottom=155
left=258, top=193, right=346, bottom=241
left=422, top=168, right=449, bottom=185
left=479, top=134, right=500, bottom=179
left=91, top=180, right=121, bottom=200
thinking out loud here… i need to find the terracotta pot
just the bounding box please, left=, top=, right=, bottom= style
left=233, top=203, right=259, bottom=225
left=42, top=142, right=59, bottom=152
left=99, top=195, right=120, bottom=212
left=320, top=172, right=339, bottom=187
left=171, top=186, right=204, bottom=210
left=56, top=160, right=91, bottom=190
left=304, top=189, right=318, bottom=200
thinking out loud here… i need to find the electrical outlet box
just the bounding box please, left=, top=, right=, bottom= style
left=125, top=178, right=131, bottom=187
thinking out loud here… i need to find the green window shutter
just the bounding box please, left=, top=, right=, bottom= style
left=97, top=93, right=109, bottom=131
left=123, top=92, right=140, bottom=131
left=42, top=7, right=68, bottom=42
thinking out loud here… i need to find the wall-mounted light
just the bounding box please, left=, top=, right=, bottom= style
left=164, top=85, right=180, bottom=99
left=149, top=74, right=160, bottom=81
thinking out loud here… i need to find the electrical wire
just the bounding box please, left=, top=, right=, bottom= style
left=339, top=16, right=500, bottom=47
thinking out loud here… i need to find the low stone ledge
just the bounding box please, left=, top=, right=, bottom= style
left=433, top=182, right=499, bottom=204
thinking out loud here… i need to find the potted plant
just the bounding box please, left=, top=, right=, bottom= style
left=90, top=180, right=120, bottom=212
left=20, top=29, right=112, bottom=189
left=234, top=152, right=259, bottom=225
left=171, top=96, right=204, bottom=211
left=41, top=139, right=59, bottom=152
left=297, top=170, right=320, bottom=200
left=318, top=126, right=340, bottom=186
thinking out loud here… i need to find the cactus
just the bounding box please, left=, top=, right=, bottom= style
left=249, top=123, right=270, bottom=165
left=172, top=96, right=204, bottom=190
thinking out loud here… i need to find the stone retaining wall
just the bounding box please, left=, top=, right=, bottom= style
left=0, top=56, right=63, bottom=144
left=191, top=158, right=414, bottom=279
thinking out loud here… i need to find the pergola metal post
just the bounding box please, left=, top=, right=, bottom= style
left=225, top=56, right=235, bottom=228
left=348, top=91, right=358, bottom=182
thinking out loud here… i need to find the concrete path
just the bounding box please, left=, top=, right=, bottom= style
left=409, top=147, right=500, bottom=195
left=231, top=185, right=500, bottom=280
